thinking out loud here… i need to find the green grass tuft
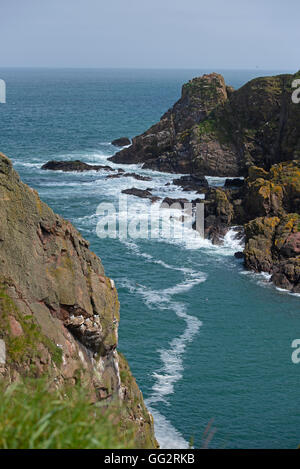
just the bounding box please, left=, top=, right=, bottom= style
left=0, top=379, right=135, bottom=449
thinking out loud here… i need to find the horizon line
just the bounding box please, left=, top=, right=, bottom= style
left=0, top=66, right=296, bottom=72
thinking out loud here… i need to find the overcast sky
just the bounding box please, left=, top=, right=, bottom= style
left=0, top=0, right=299, bottom=70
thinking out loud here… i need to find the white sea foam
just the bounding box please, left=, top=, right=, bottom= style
left=119, top=250, right=204, bottom=449
left=146, top=406, right=190, bottom=449
left=275, top=287, right=300, bottom=298
left=120, top=239, right=196, bottom=274
left=12, top=160, right=42, bottom=169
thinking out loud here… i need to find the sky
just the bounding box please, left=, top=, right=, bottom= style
left=0, top=0, right=299, bottom=70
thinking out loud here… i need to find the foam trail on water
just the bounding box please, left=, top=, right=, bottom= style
left=146, top=406, right=190, bottom=449
left=120, top=239, right=197, bottom=275
left=119, top=251, right=206, bottom=448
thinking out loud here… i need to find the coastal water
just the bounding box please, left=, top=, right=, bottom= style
left=0, top=68, right=299, bottom=449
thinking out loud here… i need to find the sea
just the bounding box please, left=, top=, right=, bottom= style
left=0, top=67, right=299, bottom=449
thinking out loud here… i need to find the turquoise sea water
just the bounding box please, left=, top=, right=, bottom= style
left=0, top=68, right=299, bottom=449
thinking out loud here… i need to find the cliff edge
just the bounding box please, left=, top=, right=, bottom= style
left=0, top=152, right=158, bottom=448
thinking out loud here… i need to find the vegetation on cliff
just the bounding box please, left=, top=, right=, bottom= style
left=0, top=379, right=136, bottom=449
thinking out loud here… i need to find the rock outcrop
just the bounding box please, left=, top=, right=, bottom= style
left=109, top=69, right=300, bottom=291
left=111, top=137, right=131, bottom=147
left=0, top=153, right=157, bottom=448
left=121, top=188, right=161, bottom=203
left=243, top=161, right=300, bottom=292
left=199, top=160, right=300, bottom=291
left=42, top=160, right=116, bottom=172
left=109, top=71, right=300, bottom=177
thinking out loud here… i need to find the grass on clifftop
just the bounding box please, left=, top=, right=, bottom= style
left=0, top=379, right=134, bottom=449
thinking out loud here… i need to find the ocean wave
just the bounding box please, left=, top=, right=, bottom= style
left=12, top=160, right=42, bottom=169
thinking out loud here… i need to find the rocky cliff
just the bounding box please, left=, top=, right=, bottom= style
left=109, top=70, right=300, bottom=293
left=199, top=160, right=300, bottom=292
left=109, top=71, right=300, bottom=177
left=243, top=161, right=300, bottom=292
left=0, top=152, right=157, bottom=448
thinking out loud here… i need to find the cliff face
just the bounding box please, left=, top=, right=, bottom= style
left=109, top=71, right=300, bottom=177
left=0, top=153, right=157, bottom=448
left=109, top=70, right=300, bottom=292
left=200, top=160, right=300, bottom=292
left=243, top=161, right=300, bottom=292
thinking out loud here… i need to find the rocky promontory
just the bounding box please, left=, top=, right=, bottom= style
left=109, top=70, right=300, bottom=293
left=0, top=153, right=158, bottom=448
left=109, top=71, right=300, bottom=177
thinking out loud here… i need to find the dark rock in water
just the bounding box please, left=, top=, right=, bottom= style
left=234, top=251, right=244, bottom=259
left=173, top=175, right=208, bottom=192
left=224, top=178, right=244, bottom=188
left=161, top=197, right=189, bottom=208
left=42, top=160, right=115, bottom=172
left=205, top=221, right=229, bottom=245
left=106, top=172, right=152, bottom=181
left=122, top=188, right=152, bottom=198
left=111, top=137, right=131, bottom=147
left=191, top=187, right=234, bottom=244
left=121, top=187, right=160, bottom=203
left=150, top=196, right=161, bottom=203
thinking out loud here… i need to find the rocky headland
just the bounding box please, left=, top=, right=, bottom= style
left=109, top=71, right=300, bottom=176
left=109, top=71, right=300, bottom=292
left=0, top=152, right=158, bottom=448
